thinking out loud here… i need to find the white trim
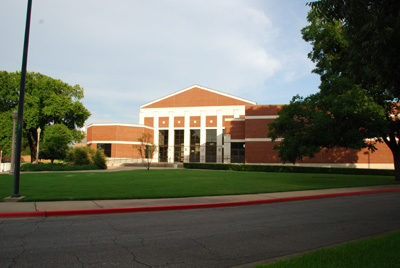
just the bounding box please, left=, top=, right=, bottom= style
left=231, top=139, right=245, bottom=142
left=87, top=141, right=142, bottom=145
left=245, top=138, right=283, bottom=142
left=140, top=84, right=257, bottom=108
left=225, top=118, right=245, bottom=121
left=245, top=115, right=278, bottom=119
left=87, top=123, right=154, bottom=130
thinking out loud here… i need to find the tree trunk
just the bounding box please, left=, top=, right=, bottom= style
left=393, top=153, right=400, bottom=181
left=26, top=129, right=37, bottom=163
left=383, top=135, right=400, bottom=181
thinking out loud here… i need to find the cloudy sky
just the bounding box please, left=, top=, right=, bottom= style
left=1, top=0, right=320, bottom=126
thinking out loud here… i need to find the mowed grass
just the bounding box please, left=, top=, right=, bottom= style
left=255, top=230, right=400, bottom=268
left=0, top=169, right=399, bottom=202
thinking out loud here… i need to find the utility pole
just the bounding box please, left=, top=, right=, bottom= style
left=12, top=0, right=33, bottom=199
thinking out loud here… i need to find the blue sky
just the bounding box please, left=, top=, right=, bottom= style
left=1, top=0, right=320, bottom=126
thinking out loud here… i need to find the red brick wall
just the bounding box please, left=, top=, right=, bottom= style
left=144, top=117, right=154, bottom=127
left=87, top=125, right=154, bottom=158
left=245, top=141, right=394, bottom=165
left=142, top=87, right=255, bottom=108
left=245, top=105, right=283, bottom=116
left=225, top=120, right=245, bottom=140
left=206, top=116, right=217, bottom=127
left=245, top=119, right=274, bottom=139
left=190, top=116, right=201, bottom=128
left=159, top=117, right=169, bottom=128
left=174, top=116, right=185, bottom=128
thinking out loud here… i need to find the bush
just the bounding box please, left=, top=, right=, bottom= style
left=64, top=146, right=107, bottom=169
left=93, top=149, right=107, bottom=169
left=73, top=147, right=91, bottom=165
left=183, top=163, right=394, bottom=176
left=20, top=163, right=99, bottom=172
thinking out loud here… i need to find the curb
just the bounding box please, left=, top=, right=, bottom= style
left=1, top=188, right=400, bottom=218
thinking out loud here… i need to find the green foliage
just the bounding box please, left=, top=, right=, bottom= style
left=0, top=170, right=397, bottom=202
left=20, top=162, right=99, bottom=172
left=40, top=124, right=73, bottom=163
left=268, top=1, right=400, bottom=180
left=255, top=231, right=400, bottom=268
left=135, top=133, right=157, bottom=170
left=0, top=71, right=91, bottom=162
left=93, top=149, right=107, bottom=169
left=71, top=147, right=91, bottom=165
left=183, top=163, right=394, bottom=176
left=65, top=146, right=107, bottom=169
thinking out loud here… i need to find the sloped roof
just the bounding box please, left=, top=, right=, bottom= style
left=141, top=85, right=257, bottom=109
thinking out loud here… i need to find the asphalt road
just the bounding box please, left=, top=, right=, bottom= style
left=1, top=192, right=400, bottom=268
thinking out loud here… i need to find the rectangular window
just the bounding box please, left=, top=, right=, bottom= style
left=206, top=129, right=217, bottom=162
left=174, top=130, right=184, bottom=162
left=190, top=129, right=200, bottom=162
left=231, top=142, right=245, bottom=163
left=159, top=130, right=168, bottom=162
left=97, top=144, right=111, bottom=157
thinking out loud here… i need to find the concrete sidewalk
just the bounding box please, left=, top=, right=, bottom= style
left=1, top=184, right=400, bottom=217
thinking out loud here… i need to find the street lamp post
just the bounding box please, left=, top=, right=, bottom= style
left=9, top=110, right=18, bottom=175
left=36, top=126, right=41, bottom=164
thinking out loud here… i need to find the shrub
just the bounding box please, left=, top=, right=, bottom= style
left=183, top=163, right=394, bottom=176
left=73, top=147, right=91, bottom=165
left=20, top=162, right=99, bottom=172
left=93, top=149, right=107, bottom=169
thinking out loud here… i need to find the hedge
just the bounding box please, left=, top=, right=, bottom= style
left=20, top=163, right=100, bottom=172
left=183, top=163, right=394, bottom=176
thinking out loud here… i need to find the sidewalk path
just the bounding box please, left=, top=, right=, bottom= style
left=1, top=184, right=400, bottom=218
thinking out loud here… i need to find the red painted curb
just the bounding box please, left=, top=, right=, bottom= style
left=1, top=188, right=400, bottom=218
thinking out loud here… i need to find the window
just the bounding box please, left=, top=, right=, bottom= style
left=159, top=130, right=168, bottom=162
left=190, top=130, right=200, bottom=162
left=206, top=129, right=216, bottom=162
left=97, top=144, right=111, bottom=157
left=174, top=130, right=184, bottom=162
left=231, top=142, right=245, bottom=163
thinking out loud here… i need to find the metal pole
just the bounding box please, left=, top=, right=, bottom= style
left=9, top=110, right=18, bottom=175
left=13, top=0, right=32, bottom=198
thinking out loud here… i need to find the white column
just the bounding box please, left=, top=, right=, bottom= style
left=200, top=110, right=206, bottom=163
left=216, top=110, right=223, bottom=163
left=139, top=111, right=145, bottom=125
left=184, top=111, right=190, bottom=162
left=168, top=111, right=174, bottom=163
left=153, top=112, right=159, bottom=162
left=224, top=134, right=231, bottom=163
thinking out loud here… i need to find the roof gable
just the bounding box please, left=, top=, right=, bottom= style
left=141, top=85, right=256, bottom=109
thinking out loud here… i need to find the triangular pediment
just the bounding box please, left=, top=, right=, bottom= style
left=141, top=85, right=256, bottom=109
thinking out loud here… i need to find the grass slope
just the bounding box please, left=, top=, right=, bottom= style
left=0, top=169, right=398, bottom=202
left=255, top=231, right=400, bottom=268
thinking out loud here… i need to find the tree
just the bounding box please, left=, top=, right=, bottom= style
left=0, top=71, right=90, bottom=162
left=134, top=133, right=157, bottom=170
left=268, top=1, right=400, bottom=180
left=39, top=124, right=73, bottom=163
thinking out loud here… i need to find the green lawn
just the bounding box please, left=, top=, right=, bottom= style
left=0, top=169, right=399, bottom=202
left=255, top=230, right=400, bottom=268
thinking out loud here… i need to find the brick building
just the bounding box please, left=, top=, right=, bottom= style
left=87, top=85, right=394, bottom=169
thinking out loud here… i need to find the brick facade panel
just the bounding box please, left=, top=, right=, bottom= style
left=245, top=105, right=284, bottom=116
left=245, top=119, right=274, bottom=139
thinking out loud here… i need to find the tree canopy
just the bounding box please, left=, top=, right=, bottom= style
left=0, top=71, right=90, bottom=162
left=268, top=0, right=400, bottom=180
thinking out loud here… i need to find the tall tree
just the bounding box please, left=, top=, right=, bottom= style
left=268, top=1, right=400, bottom=180
left=40, top=124, right=73, bottom=163
left=0, top=71, right=90, bottom=162
left=134, top=133, right=157, bottom=170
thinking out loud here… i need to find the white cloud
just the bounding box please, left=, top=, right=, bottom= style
left=0, top=0, right=320, bottom=124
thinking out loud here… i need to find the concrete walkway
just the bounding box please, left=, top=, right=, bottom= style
left=1, top=184, right=400, bottom=217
